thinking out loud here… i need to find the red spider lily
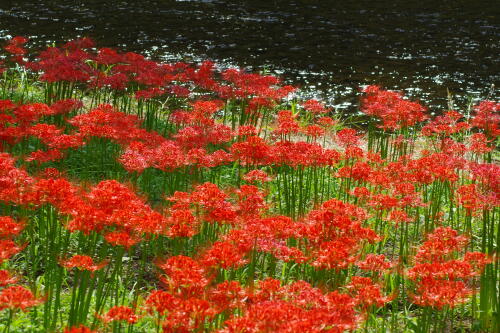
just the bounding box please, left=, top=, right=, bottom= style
left=25, top=149, right=64, bottom=163
left=237, top=125, right=258, bottom=137
left=0, top=285, right=44, bottom=311
left=317, top=116, right=337, bottom=127
left=60, top=255, right=108, bottom=272
left=245, top=97, right=275, bottom=116
left=0, top=153, right=35, bottom=205
left=304, top=199, right=379, bottom=270
left=243, top=169, right=273, bottom=184
left=257, top=239, right=308, bottom=263
left=190, top=182, right=236, bottom=224
left=421, top=110, right=469, bottom=137
left=414, top=227, right=468, bottom=263
left=245, top=216, right=302, bottom=241
left=69, top=104, right=164, bottom=146
left=220, top=294, right=360, bottom=333
left=407, top=153, right=464, bottom=184
left=95, top=47, right=123, bottom=65
left=0, top=216, right=25, bottom=238
left=208, top=281, right=247, bottom=312
left=135, top=87, right=165, bottom=100
left=336, top=128, right=362, bottom=147
left=92, top=72, right=130, bottom=90
left=337, top=161, right=372, bottom=182
left=191, top=100, right=224, bottom=120
left=272, top=110, right=301, bottom=136
left=436, top=138, right=467, bottom=156
left=4, top=36, right=28, bottom=58
left=97, top=305, right=138, bottom=324
left=351, top=186, right=371, bottom=199
left=0, top=270, right=18, bottom=287
left=463, top=252, right=492, bottom=271
left=469, top=162, right=500, bottom=196
left=220, top=68, right=293, bottom=99
left=234, top=185, right=268, bottom=217
left=387, top=209, right=413, bottom=226
left=165, top=208, right=198, bottom=238
left=161, top=297, right=216, bottom=333
left=104, top=230, right=139, bottom=249
left=145, top=290, right=178, bottom=316
left=30, top=177, right=81, bottom=211
left=151, top=140, right=185, bottom=171
left=356, top=254, right=393, bottom=273
left=118, top=141, right=156, bottom=173
left=310, top=239, right=359, bottom=270
left=346, top=276, right=392, bottom=309
left=410, top=278, right=472, bottom=310
left=302, top=99, right=330, bottom=114
left=82, top=180, right=167, bottom=235
left=470, top=100, right=500, bottom=138
left=174, top=124, right=233, bottom=149
left=361, top=85, right=427, bottom=130
left=231, top=135, right=273, bottom=166
left=0, top=240, right=24, bottom=263
left=199, top=240, right=250, bottom=270
left=34, top=46, right=93, bottom=83
left=469, top=133, right=494, bottom=154
left=157, top=256, right=208, bottom=295
left=271, top=141, right=340, bottom=168
left=302, top=124, right=326, bottom=139
left=63, top=37, right=95, bottom=50
left=14, top=103, right=53, bottom=125
left=0, top=99, right=16, bottom=112
left=456, top=184, right=485, bottom=215
left=408, top=227, right=490, bottom=309
left=63, top=325, right=98, bottom=333
left=367, top=194, right=400, bottom=211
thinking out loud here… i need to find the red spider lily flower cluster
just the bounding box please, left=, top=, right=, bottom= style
left=63, top=325, right=98, bottom=333
left=361, top=85, right=428, bottom=130
left=60, top=255, right=108, bottom=272
left=407, top=227, right=491, bottom=309
left=0, top=270, right=18, bottom=287
left=470, top=101, right=500, bottom=138
left=0, top=36, right=497, bottom=331
left=97, top=305, right=139, bottom=324
left=0, top=285, right=43, bottom=312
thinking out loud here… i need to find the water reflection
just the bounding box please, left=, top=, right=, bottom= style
left=0, top=0, right=498, bottom=112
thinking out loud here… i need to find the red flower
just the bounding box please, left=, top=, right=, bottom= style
left=0, top=240, right=23, bottom=263
left=63, top=325, right=97, bottom=333
left=361, top=85, right=427, bottom=130
left=60, top=255, right=108, bottom=272
left=208, top=281, right=247, bottom=311
left=302, top=99, right=330, bottom=114
left=336, top=128, right=362, bottom=147
left=0, top=216, right=24, bottom=238
left=104, top=231, right=139, bottom=249
left=0, top=270, right=18, bottom=287
left=243, top=169, right=273, bottom=183
left=97, top=305, right=138, bottom=324
left=0, top=285, right=43, bottom=311
left=356, top=254, right=393, bottom=273
left=145, top=290, right=178, bottom=316
left=272, top=110, right=300, bottom=136
left=470, top=100, right=500, bottom=138
left=347, top=276, right=392, bottom=309
left=157, top=256, right=208, bottom=295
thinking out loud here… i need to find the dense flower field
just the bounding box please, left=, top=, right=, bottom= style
left=0, top=36, right=498, bottom=332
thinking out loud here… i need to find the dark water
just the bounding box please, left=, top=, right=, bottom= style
left=0, top=0, right=498, bottom=114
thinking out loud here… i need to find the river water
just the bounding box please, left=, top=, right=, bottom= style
left=0, top=0, right=498, bottom=114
